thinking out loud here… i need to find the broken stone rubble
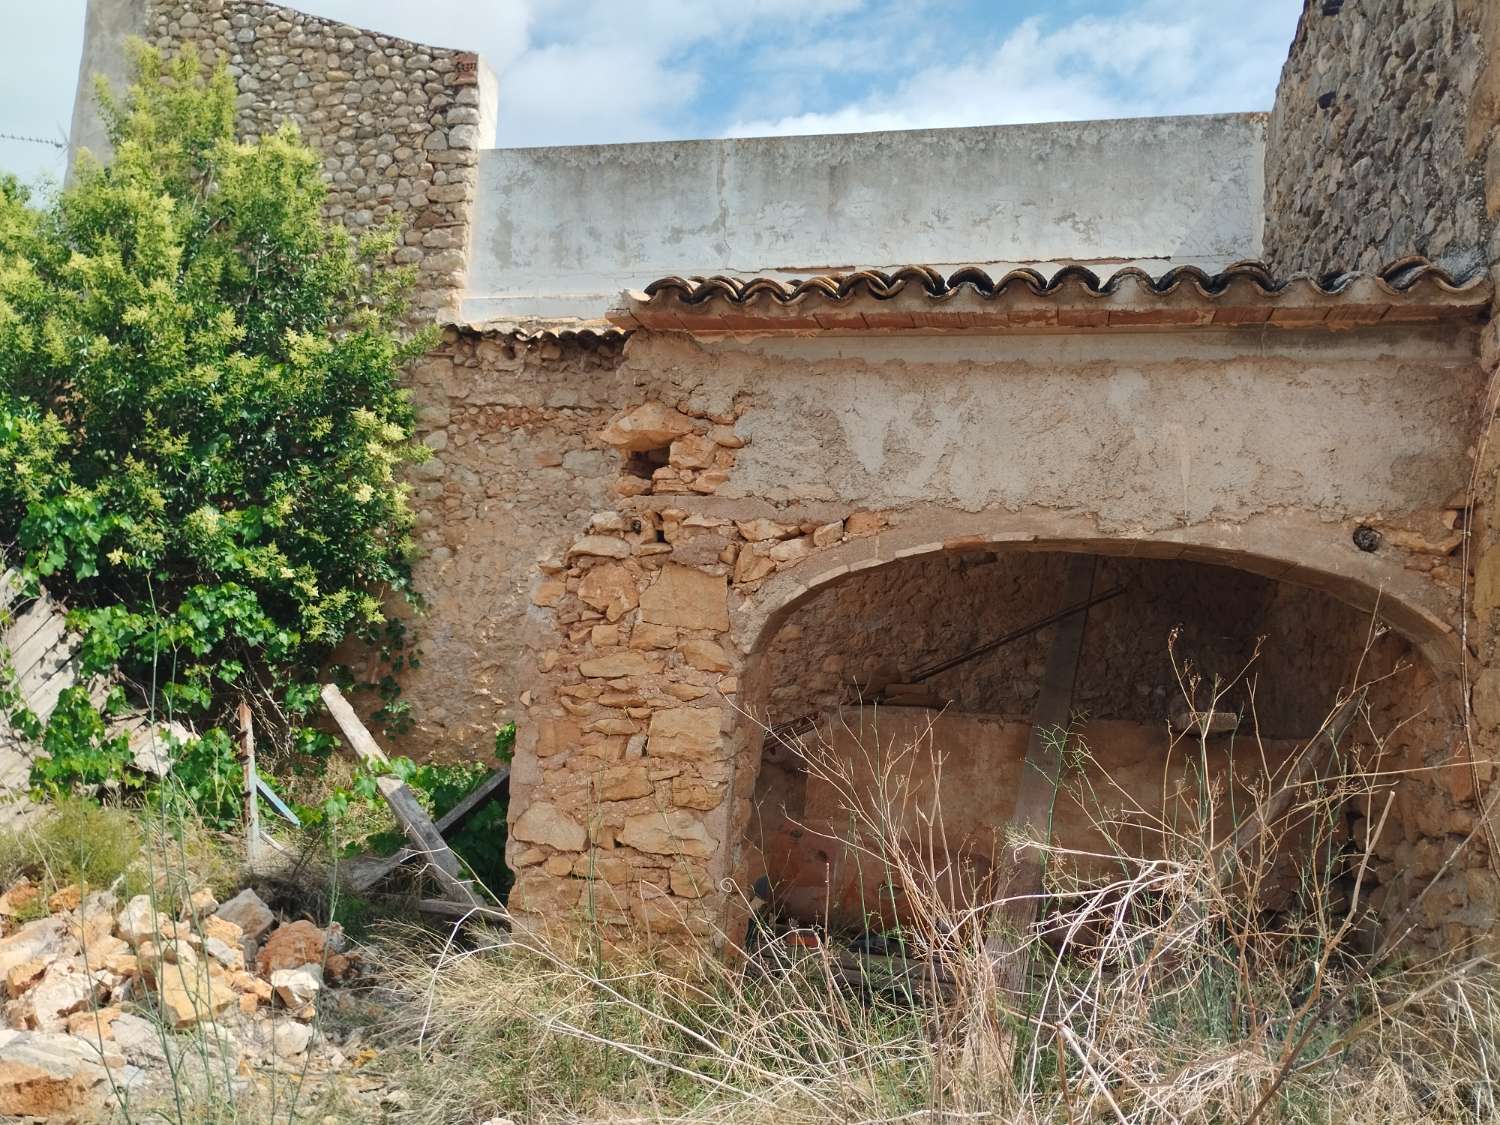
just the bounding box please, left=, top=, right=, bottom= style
left=0, top=882, right=360, bottom=1119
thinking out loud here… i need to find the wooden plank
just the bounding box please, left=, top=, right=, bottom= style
left=0, top=569, right=20, bottom=611
left=987, top=554, right=1097, bottom=991
left=434, top=767, right=509, bottom=835
left=3, top=595, right=62, bottom=657
left=8, top=612, right=67, bottom=684
left=240, top=701, right=264, bottom=868
left=341, top=849, right=415, bottom=892
left=366, top=893, right=510, bottom=925
left=342, top=768, right=509, bottom=892
left=377, top=776, right=465, bottom=882
left=28, top=653, right=82, bottom=721
left=321, top=682, right=480, bottom=907
left=319, top=684, right=389, bottom=767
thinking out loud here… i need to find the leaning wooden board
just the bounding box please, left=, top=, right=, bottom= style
left=320, top=683, right=497, bottom=914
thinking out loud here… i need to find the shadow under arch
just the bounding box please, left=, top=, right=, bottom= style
left=717, top=509, right=1467, bottom=939
left=732, top=510, right=1461, bottom=676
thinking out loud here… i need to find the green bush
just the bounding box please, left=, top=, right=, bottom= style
left=0, top=44, right=430, bottom=814
left=0, top=798, right=143, bottom=890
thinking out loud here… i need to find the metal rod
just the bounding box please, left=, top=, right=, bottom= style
left=908, top=581, right=1127, bottom=683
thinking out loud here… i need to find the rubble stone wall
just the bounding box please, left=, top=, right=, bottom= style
left=762, top=550, right=1370, bottom=736
left=1261, top=0, right=1495, bottom=276
left=105, top=0, right=495, bottom=319
left=449, top=325, right=1487, bottom=955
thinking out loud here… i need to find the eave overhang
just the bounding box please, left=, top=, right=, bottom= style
left=607, top=257, right=1491, bottom=335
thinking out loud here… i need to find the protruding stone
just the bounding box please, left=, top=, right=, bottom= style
left=679, top=638, right=732, bottom=673
left=598, top=403, right=697, bottom=452
left=668, top=433, right=717, bottom=470
left=512, top=803, right=587, bottom=852
left=735, top=519, right=796, bottom=542
left=769, top=537, right=813, bottom=565
left=531, top=578, right=565, bottom=607
left=647, top=708, right=722, bottom=761
left=844, top=511, right=887, bottom=537
left=707, top=424, right=746, bottom=448
left=618, top=809, right=717, bottom=857
left=579, top=652, right=654, bottom=679
left=598, top=765, right=653, bottom=801
left=811, top=521, right=844, bottom=548
left=578, top=563, right=640, bottom=619
left=734, top=551, right=776, bottom=584
left=567, top=536, right=631, bottom=560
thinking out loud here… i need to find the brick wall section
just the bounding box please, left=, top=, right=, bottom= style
left=144, top=0, right=490, bottom=319
left=1262, top=0, right=1493, bottom=275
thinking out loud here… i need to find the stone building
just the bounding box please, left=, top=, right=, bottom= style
left=70, top=0, right=1500, bottom=958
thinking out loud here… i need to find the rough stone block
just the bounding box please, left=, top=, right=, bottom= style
left=647, top=708, right=722, bottom=761
left=617, top=809, right=717, bottom=857
left=639, top=565, right=729, bottom=631
left=512, top=802, right=587, bottom=852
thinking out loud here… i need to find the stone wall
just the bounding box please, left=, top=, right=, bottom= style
left=471, top=323, right=1485, bottom=955
left=394, top=329, right=628, bottom=761
left=763, top=551, right=1370, bottom=737
left=79, top=0, right=496, bottom=320
left=1262, top=0, right=1495, bottom=275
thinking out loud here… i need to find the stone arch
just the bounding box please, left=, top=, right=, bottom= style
left=722, top=508, right=1467, bottom=947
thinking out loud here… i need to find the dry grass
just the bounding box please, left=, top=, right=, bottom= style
left=369, top=637, right=1500, bottom=1124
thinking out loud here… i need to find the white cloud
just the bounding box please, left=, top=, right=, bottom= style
left=297, top=0, right=870, bottom=146
left=723, top=1, right=1301, bottom=139
left=3, top=0, right=1300, bottom=184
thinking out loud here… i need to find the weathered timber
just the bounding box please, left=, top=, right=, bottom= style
left=319, top=683, right=389, bottom=767
left=322, top=683, right=482, bottom=907
left=986, top=553, right=1098, bottom=989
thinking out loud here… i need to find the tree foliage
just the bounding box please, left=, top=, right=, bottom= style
left=0, top=44, right=430, bottom=788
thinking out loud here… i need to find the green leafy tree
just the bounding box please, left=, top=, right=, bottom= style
left=0, top=44, right=430, bottom=801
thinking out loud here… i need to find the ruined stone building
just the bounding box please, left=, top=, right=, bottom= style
left=71, top=0, right=1500, bottom=957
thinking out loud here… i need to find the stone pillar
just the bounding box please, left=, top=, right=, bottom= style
left=503, top=401, right=749, bottom=951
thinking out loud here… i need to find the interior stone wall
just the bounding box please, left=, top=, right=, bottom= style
left=1262, top=0, right=1493, bottom=275
left=763, top=551, right=1369, bottom=737
left=756, top=551, right=1485, bottom=957
left=131, top=0, right=494, bottom=319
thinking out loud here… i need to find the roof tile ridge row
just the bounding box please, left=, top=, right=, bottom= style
left=637, top=256, right=1486, bottom=307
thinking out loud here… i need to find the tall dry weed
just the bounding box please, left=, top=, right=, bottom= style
left=376, top=631, right=1500, bottom=1125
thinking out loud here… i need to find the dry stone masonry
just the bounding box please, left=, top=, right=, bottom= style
left=1263, top=0, right=1496, bottom=275
left=141, top=0, right=493, bottom=319
left=63, top=0, right=1500, bottom=960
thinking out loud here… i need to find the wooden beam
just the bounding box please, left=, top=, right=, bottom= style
left=340, top=767, right=509, bottom=892
left=987, top=553, right=1098, bottom=991
left=240, top=700, right=263, bottom=868
left=435, top=766, right=509, bottom=835
left=319, top=684, right=389, bottom=768
left=322, top=683, right=482, bottom=907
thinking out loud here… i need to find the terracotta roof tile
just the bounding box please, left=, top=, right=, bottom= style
left=611, top=256, right=1490, bottom=334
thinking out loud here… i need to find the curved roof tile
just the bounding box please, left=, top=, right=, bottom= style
left=615, top=257, right=1489, bottom=333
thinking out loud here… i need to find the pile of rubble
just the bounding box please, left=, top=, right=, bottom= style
left=0, top=879, right=367, bottom=1121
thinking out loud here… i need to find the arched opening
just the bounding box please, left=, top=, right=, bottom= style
left=735, top=543, right=1463, bottom=955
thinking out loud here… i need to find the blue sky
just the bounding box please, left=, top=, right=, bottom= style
left=2, top=0, right=1302, bottom=184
